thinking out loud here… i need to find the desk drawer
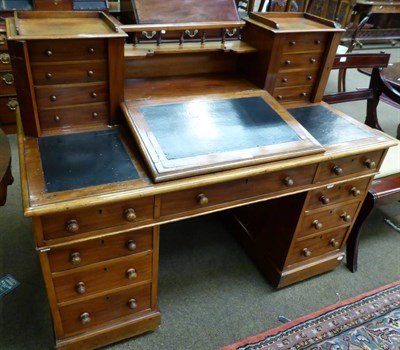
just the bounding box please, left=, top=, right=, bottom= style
left=59, top=282, right=152, bottom=336
left=274, top=68, right=319, bottom=88
left=34, top=0, right=72, bottom=10
left=0, top=97, right=17, bottom=124
left=315, top=151, right=384, bottom=182
left=279, top=52, right=323, bottom=70
left=39, top=102, right=109, bottom=131
left=281, top=33, right=327, bottom=53
left=47, top=228, right=153, bottom=272
left=35, top=82, right=108, bottom=108
left=0, top=72, right=16, bottom=95
left=298, top=201, right=360, bottom=238
left=53, top=252, right=152, bottom=303
left=287, top=227, right=347, bottom=265
left=41, top=197, right=155, bottom=241
left=28, top=39, right=106, bottom=62
left=160, top=164, right=317, bottom=217
left=32, top=60, right=107, bottom=85
left=306, top=178, right=371, bottom=210
left=274, top=85, right=314, bottom=103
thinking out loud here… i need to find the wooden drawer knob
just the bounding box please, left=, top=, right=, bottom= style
left=91, top=92, right=97, bottom=98
left=196, top=193, right=209, bottom=205
left=88, top=48, right=95, bottom=55
left=126, top=268, right=137, bottom=280
left=126, top=240, right=137, bottom=251
left=87, top=70, right=94, bottom=77
left=277, top=95, right=283, bottom=100
left=7, top=99, right=18, bottom=111
left=307, top=75, right=313, bottom=80
left=80, top=312, right=91, bottom=325
left=92, top=112, right=98, bottom=118
left=364, top=159, right=376, bottom=169
left=285, top=60, right=291, bottom=65
left=282, top=77, right=288, bottom=83
left=2, top=73, right=14, bottom=85
left=75, top=282, right=86, bottom=294
left=319, top=195, right=330, bottom=205
left=0, top=53, right=10, bottom=64
left=128, top=299, right=137, bottom=309
left=289, top=41, right=296, bottom=46
left=300, top=92, right=307, bottom=97
left=0, top=34, right=6, bottom=45
left=310, top=58, right=316, bottom=63
left=329, top=238, right=339, bottom=248
left=66, top=219, right=79, bottom=233
left=340, top=212, right=351, bottom=222
left=332, top=165, right=343, bottom=176
left=70, top=252, right=81, bottom=265
left=283, top=176, right=294, bottom=187
left=45, top=50, right=53, bottom=57
left=350, top=187, right=361, bottom=197
left=50, top=95, right=57, bottom=102
left=124, top=208, right=137, bottom=222
left=315, top=40, right=321, bottom=44
left=312, top=219, right=323, bottom=229
left=45, top=73, right=52, bottom=80
left=54, top=115, right=60, bottom=122
left=302, top=248, right=312, bottom=257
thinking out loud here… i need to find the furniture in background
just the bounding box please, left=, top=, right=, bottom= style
left=323, top=53, right=400, bottom=272
left=6, top=6, right=396, bottom=350
left=0, top=128, right=12, bottom=206
left=345, top=0, right=400, bottom=46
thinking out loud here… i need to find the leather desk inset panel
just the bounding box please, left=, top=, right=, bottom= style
left=38, top=129, right=139, bottom=192
left=141, top=96, right=300, bottom=160
left=288, top=105, right=373, bottom=146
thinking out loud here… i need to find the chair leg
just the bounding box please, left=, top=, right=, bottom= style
left=346, top=191, right=377, bottom=272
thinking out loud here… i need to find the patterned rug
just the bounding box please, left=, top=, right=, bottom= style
left=221, top=280, right=400, bottom=350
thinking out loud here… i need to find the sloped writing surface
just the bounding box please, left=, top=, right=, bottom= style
left=141, top=96, right=301, bottom=160
left=39, top=129, right=139, bottom=193
left=288, top=105, right=374, bottom=146
left=123, top=92, right=324, bottom=182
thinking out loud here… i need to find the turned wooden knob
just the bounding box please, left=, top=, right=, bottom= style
left=364, top=159, right=376, bottom=169
left=124, top=208, right=137, bottom=222
left=80, top=312, right=91, bottom=325
left=350, top=187, right=361, bottom=197
left=307, top=75, right=313, bottom=80
left=312, top=219, right=323, bottom=229
left=126, top=268, right=137, bottom=280
left=54, top=115, right=60, bottom=122
left=45, top=50, right=53, bottom=57
left=289, top=41, right=296, bottom=46
left=70, top=252, right=81, bottom=265
left=284, top=176, right=294, bottom=187
left=300, top=92, right=307, bottom=97
left=315, top=39, right=321, bottom=44
left=340, top=212, right=351, bottom=222
left=88, top=48, right=95, bottom=54
left=332, top=165, right=343, bottom=176
left=126, top=240, right=137, bottom=251
left=277, top=95, right=283, bottom=100
left=319, top=195, right=330, bottom=205
left=196, top=193, right=209, bottom=205
left=285, top=60, right=291, bottom=65
left=92, top=112, right=98, bottom=118
left=91, top=92, right=97, bottom=98
left=282, top=77, right=288, bottom=83
left=87, top=70, right=94, bottom=77
left=329, top=238, right=339, bottom=248
left=50, top=95, right=57, bottom=102
left=66, top=219, right=79, bottom=233
left=45, top=73, right=52, bottom=79
left=310, top=58, right=316, bottom=63
left=128, top=299, right=137, bottom=309
left=302, top=248, right=311, bottom=257
left=75, top=282, right=86, bottom=294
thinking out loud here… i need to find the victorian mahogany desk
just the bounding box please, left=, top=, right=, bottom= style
left=6, top=7, right=396, bottom=350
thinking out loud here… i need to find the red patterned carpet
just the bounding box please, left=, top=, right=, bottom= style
left=221, top=280, right=400, bottom=350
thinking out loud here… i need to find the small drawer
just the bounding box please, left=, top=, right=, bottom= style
left=0, top=33, right=8, bottom=50
left=279, top=52, right=323, bottom=70
left=39, top=102, right=109, bottom=131
left=315, top=151, right=385, bottom=182
left=0, top=97, right=18, bottom=124
left=31, top=60, right=107, bottom=85
left=282, top=33, right=327, bottom=53
left=306, top=178, right=371, bottom=210
left=0, top=72, right=16, bottom=95
left=59, top=282, right=152, bottom=336
left=160, top=164, right=317, bottom=217
left=298, top=202, right=360, bottom=238
left=274, top=85, right=314, bottom=103
left=53, top=252, right=152, bottom=302
left=47, top=228, right=153, bottom=272
left=0, top=52, right=12, bottom=71
left=34, top=0, right=73, bottom=11
left=35, top=82, right=108, bottom=108
left=41, top=197, right=155, bottom=241
left=287, top=228, right=347, bottom=265
left=28, top=39, right=106, bottom=62
left=274, top=69, right=319, bottom=88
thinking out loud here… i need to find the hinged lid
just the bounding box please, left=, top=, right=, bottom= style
left=122, top=90, right=325, bottom=182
